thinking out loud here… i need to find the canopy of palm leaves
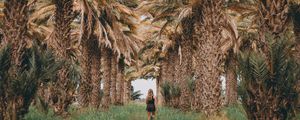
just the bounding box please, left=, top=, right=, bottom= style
left=79, top=0, right=143, bottom=65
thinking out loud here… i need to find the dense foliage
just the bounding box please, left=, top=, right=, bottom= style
left=0, top=43, right=62, bottom=119
left=238, top=34, right=300, bottom=119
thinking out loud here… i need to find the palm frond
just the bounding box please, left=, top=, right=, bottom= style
left=131, top=90, right=142, bottom=100
left=238, top=33, right=299, bottom=119
left=79, top=0, right=143, bottom=64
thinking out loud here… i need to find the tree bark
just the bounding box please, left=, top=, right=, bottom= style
left=124, top=81, right=131, bottom=104
left=116, top=61, right=125, bottom=105
left=157, top=58, right=168, bottom=106
left=51, top=0, right=75, bottom=115
left=166, top=50, right=177, bottom=107
left=90, top=41, right=101, bottom=108
left=0, top=0, right=33, bottom=119
left=193, top=0, right=225, bottom=115
left=291, top=4, right=300, bottom=62
left=79, top=39, right=92, bottom=107
left=291, top=3, right=300, bottom=109
left=179, top=40, right=193, bottom=111
left=173, top=47, right=181, bottom=108
left=225, top=58, right=237, bottom=105
left=111, top=55, right=117, bottom=105
left=101, top=47, right=112, bottom=109
left=1, top=0, right=28, bottom=69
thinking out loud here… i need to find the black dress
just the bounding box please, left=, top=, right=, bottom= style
left=146, top=97, right=156, bottom=112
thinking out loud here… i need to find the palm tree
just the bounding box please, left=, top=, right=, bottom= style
left=224, top=53, right=238, bottom=105
left=78, top=0, right=142, bottom=108
left=101, top=47, right=112, bottom=109
left=238, top=34, right=299, bottom=119
left=258, top=0, right=289, bottom=35
left=290, top=1, right=300, bottom=108
left=89, top=40, right=101, bottom=107
left=192, top=0, right=227, bottom=115
left=0, top=45, right=63, bottom=120
left=111, top=55, right=118, bottom=105
left=1, top=2, right=29, bottom=118
left=1, top=0, right=28, bottom=69
left=0, top=1, right=62, bottom=118
left=78, top=0, right=94, bottom=107
left=137, top=0, right=193, bottom=110
left=291, top=2, right=300, bottom=60
left=131, top=90, right=142, bottom=100
left=124, top=79, right=132, bottom=104
left=221, top=11, right=240, bottom=105
left=116, top=59, right=125, bottom=105
left=49, top=0, right=76, bottom=115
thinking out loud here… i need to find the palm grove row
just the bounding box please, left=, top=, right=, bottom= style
left=0, top=0, right=300, bottom=120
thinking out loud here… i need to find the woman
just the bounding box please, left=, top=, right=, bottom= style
left=146, top=89, right=156, bottom=120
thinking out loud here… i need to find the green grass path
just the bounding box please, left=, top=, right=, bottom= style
left=25, top=103, right=202, bottom=120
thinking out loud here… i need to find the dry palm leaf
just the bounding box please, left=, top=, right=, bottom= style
left=79, top=0, right=143, bottom=65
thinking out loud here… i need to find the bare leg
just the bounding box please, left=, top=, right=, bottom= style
left=148, top=112, right=151, bottom=120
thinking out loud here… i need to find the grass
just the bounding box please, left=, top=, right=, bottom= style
left=221, top=104, right=247, bottom=120
left=24, top=106, right=62, bottom=120
left=69, top=103, right=202, bottom=120
left=24, top=103, right=300, bottom=120
left=25, top=103, right=202, bottom=120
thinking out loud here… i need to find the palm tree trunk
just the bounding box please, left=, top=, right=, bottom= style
left=179, top=39, right=193, bottom=111
left=78, top=3, right=94, bottom=107
left=116, top=60, right=125, bottom=105
left=79, top=39, right=92, bottom=107
left=0, top=96, right=3, bottom=120
left=166, top=50, right=177, bottom=107
left=156, top=72, right=162, bottom=105
left=124, top=80, right=131, bottom=104
left=51, top=0, right=75, bottom=115
left=90, top=41, right=101, bottom=108
left=225, top=58, right=237, bottom=105
left=101, top=47, right=112, bottom=109
left=1, top=0, right=28, bottom=69
left=157, top=57, right=169, bottom=106
left=173, top=49, right=181, bottom=108
left=291, top=4, right=300, bottom=61
left=193, top=0, right=225, bottom=115
left=111, top=55, right=117, bottom=105
left=291, top=3, right=300, bottom=108
left=1, top=0, right=29, bottom=119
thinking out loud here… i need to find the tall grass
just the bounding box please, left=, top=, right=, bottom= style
left=70, top=103, right=202, bottom=120
left=25, top=103, right=300, bottom=120
left=222, top=104, right=247, bottom=120
left=24, top=106, right=61, bottom=120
